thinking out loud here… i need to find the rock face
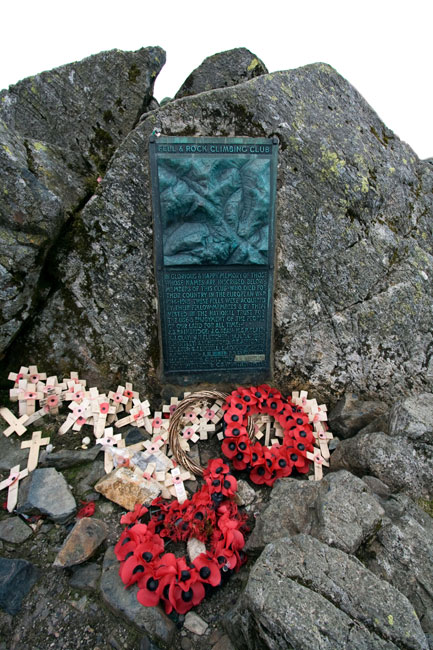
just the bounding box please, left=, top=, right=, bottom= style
left=18, top=467, right=77, bottom=522
left=0, top=47, right=165, bottom=357
left=364, top=494, right=433, bottom=636
left=175, top=47, right=268, bottom=99
left=330, top=430, right=433, bottom=498
left=247, top=470, right=384, bottom=553
left=225, top=535, right=429, bottom=650
left=4, top=57, right=432, bottom=402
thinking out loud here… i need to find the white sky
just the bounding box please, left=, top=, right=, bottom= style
left=2, top=0, right=432, bottom=159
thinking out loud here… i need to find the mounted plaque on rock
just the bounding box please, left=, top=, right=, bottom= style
left=149, top=135, right=278, bottom=383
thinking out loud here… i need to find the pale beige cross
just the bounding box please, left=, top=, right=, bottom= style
left=96, top=428, right=126, bottom=473
left=0, top=407, right=28, bottom=437
left=0, top=464, right=29, bottom=512
left=21, top=430, right=50, bottom=471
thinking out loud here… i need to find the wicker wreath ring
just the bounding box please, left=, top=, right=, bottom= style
left=168, top=390, right=255, bottom=476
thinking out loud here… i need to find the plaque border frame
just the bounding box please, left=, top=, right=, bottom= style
left=149, top=135, right=279, bottom=384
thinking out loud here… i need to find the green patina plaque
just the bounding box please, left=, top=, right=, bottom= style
left=149, top=135, right=278, bottom=382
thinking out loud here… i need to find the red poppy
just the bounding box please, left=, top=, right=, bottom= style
left=137, top=570, right=162, bottom=607
left=77, top=501, right=95, bottom=519
left=99, top=402, right=110, bottom=414
left=223, top=406, right=246, bottom=428
left=47, top=395, right=59, bottom=407
left=124, top=389, right=134, bottom=399
left=120, top=503, right=148, bottom=525
left=193, top=553, right=221, bottom=587
left=112, top=392, right=123, bottom=403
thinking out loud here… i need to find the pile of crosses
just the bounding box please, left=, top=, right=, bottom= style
left=0, top=366, right=224, bottom=511
left=1, top=369, right=332, bottom=512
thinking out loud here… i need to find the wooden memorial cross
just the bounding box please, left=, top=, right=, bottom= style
left=108, top=385, right=129, bottom=414
left=165, top=466, right=191, bottom=502
left=123, top=382, right=139, bottom=412
left=96, top=429, right=126, bottom=473
left=21, top=430, right=50, bottom=472
left=0, top=408, right=28, bottom=437
left=63, top=382, right=87, bottom=404
left=64, top=371, right=87, bottom=387
left=8, top=366, right=30, bottom=387
left=40, top=376, right=63, bottom=415
left=306, top=449, right=330, bottom=481
left=10, top=379, right=44, bottom=417
left=59, top=399, right=91, bottom=435
left=27, top=365, right=47, bottom=385
left=162, top=396, right=180, bottom=417
left=0, top=465, right=29, bottom=512
left=142, top=436, right=172, bottom=481
left=115, top=399, right=151, bottom=429
left=180, top=424, right=200, bottom=449
left=91, top=393, right=117, bottom=438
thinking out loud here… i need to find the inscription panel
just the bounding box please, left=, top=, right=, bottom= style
left=163, top=270, right=269, bottom=372
left=149, top=136, right=278, bottom=381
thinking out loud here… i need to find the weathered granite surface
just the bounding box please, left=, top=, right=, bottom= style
left=0, top=47, right=165, bottom=356
left=225, top=534, right=428, bottom=649
left=175, top=47, right=268, bottom=99
left=5, top=60, right=432, bottom=402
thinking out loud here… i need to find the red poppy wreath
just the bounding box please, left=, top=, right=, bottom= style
left=221, top=384, right=315, bottom=486
left=115, top=458, right=248, bottom=615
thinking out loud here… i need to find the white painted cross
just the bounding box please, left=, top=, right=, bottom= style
left=10, top=379, right=44, bottom=417
left=0, top=464, right=29, bottom=512
left=59, top=399, right=91, bottom=435
left=0, top=407, right=28, bottom=437
left=21, top=430, right=50, bottom=472
left=96, top=428, right=125, bottom=473
left=165, top=466, right=190, bottom=503
left=115, top=399, right=151, bottom=429
left=306, top=449, right=330, bottom=481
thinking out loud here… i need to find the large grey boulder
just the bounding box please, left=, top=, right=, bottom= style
left=4, top=60, right=433, bottom=401
left=0, top=47, right=165, bottom=354
left=225, top=534, right=428, bottom=649
left=329, top=393, right=389, bottom=438
left=388, top=392, right=433, bottom=443
left=175, top=47, right=268, bottom=99
left=364, top=494, right=433, bottom=637
left=330, top=430, right=433, bottom=499
left=247, top=470, right=384, bottom=553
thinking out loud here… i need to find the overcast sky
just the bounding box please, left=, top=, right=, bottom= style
left=2, top=0, right=432, bottom=159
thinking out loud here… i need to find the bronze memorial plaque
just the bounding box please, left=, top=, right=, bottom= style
left=149, top=135, right=278, bottom=382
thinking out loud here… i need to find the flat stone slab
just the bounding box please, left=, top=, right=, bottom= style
left=39, top=446, right=101, bottom=469
left=18, top=467, right=76, bottom=523
left=0, top=516, right=33, bottom=544
left=100, top=547, right=175, bottom=646
left=95, top=467, right=161, bottom=510
left=0, top=558, right=39, bottom=615
left=53, top=517, right=108, bottom=567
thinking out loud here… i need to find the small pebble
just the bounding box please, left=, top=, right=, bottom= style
left=82, top=437, right=91, bottom=445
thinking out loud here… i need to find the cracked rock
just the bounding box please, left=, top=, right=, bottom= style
left=225, top=534, right=428, bottom=650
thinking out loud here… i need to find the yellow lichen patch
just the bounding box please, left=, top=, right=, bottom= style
left=360, top=176, right=369, bottom=193
left=270, top=96, right=278, bottom=102
left=1, top=144, right=13, bottom=157
left=387, top=615, right=394, bottom=626
left=320, top=147, right=346, bottom=178
left=33, top=141, right=48, bottom=152
left=247, top=57, right=260, bottom=72
left=389, top=167, right=395, bottom=174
